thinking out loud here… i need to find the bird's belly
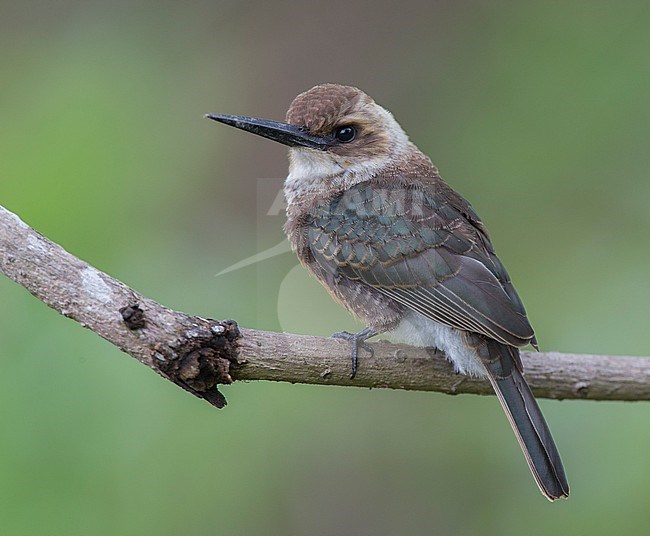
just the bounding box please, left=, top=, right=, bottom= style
left=388, top=311, right=487, bottom=378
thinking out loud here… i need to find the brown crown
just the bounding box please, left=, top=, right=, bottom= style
left=285, top=84, right=368, bottom=135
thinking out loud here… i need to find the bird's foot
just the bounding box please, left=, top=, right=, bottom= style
left=332, top=327, right=378, bottom=379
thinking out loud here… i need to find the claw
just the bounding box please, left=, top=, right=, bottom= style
left=332, top=327, right=378, bottom=379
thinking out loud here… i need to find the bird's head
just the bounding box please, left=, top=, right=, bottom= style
left=206, top=84, right=415, bottom=196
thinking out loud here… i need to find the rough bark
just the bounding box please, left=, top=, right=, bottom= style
left=1, top=204, right=648, bottom=407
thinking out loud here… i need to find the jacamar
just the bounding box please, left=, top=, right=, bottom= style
left=206, top=84, right=569, bottom=500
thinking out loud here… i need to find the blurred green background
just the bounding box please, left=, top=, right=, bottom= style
left=1, top=1, right=649, bottom=535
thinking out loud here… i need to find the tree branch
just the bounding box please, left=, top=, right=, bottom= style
left=1, top=204, right=648, bottom=406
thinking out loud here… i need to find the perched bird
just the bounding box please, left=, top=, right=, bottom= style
left=206, top=84, right=569, bottom=500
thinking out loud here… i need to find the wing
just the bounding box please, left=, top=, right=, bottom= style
left=305, top=180, right=535, bottom=348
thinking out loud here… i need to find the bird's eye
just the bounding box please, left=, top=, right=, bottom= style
left=334, top=125, right=356, bottom=143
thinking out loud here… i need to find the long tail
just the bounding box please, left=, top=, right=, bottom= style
left=486, top=366, right=569, bottom=501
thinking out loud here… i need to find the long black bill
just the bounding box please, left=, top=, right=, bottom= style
left=204, top=114, right=330, bottom=150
